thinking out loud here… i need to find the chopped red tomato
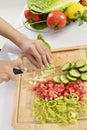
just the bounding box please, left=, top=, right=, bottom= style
left=32, top=80, right=86, bottom=100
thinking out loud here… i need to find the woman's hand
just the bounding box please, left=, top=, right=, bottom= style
left=20, top=38, right=52, bottom=68
left=0, top=58, right=23, bottom=83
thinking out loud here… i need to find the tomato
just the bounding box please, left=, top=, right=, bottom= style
left=80, top=0, right=87, bottom=5
left=46, top=10, right=67, bottom=30
left=24, top=9, right=42, bottom=22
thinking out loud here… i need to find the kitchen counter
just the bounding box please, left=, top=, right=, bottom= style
left=0, top=9, right=87, bottom=130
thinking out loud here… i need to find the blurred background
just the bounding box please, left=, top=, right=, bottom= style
left=0, top=0, right=26, bottom=24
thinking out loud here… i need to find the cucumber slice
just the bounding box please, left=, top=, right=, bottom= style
left=81, top=72, right=87, bottom=81
left=53, top=76, right=61, bottom=83
left=70, top=62, right=75, bottom=69
left=69, top=69, right=80, bottom=78
left=60, top=75, right=69, bottom=84
left=61, top=62, right=71, bottom=71
left=75, top=59, right=86, bottom=68
left=79, top=64, right=87, bottom=72
left=66, top=73, right=77, bottom=81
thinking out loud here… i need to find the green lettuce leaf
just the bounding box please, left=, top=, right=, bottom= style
left=27, top=0, right=80, bottom=14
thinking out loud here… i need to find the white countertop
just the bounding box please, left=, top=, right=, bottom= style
left=0, top=9, right=87, bottom=130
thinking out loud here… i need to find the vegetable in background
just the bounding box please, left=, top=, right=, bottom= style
left=37, top=34, right=51, bottom=50
left=65, top=3, right=85, bottom=19
left=27, top=0, right=80, bottom=14
left=80, top=0, right=87, bottom=5
left=46, top=10, right=67, bottom=29
left=24, top=9, right=42, bottom=22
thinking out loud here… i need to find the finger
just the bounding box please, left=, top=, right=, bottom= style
left=0, top=72, right=10, bottom=83
left=11, top=58, right=22, bottom=67
left=9, top=70, right=16, bottom=80
left=46, top=51, right=53, bottom=64
left=35, top=47, right=49, bottom=67
left=28, top=47, right=43, bottom=67
left=27, top=55, right=41, bottom=68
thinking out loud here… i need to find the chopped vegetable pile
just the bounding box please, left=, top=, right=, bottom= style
left=24, top=0, right=87, bottom=30
left=32, top=94, right=87, bottom=124
left=30, top=59, right=87, bottom=125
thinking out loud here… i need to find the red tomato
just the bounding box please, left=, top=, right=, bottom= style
left=24, top=9, right=42, bottom=22
left=80, top=0, right=87, bottom=5
left=46, top=10, right=67, bottom=30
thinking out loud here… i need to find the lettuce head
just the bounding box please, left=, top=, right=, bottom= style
left=27, top=0, right=80, bottom=14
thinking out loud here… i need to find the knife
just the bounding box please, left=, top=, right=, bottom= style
left=13, top=65, right=61, bottom=74
left=26, top=65, right=61, bottom=72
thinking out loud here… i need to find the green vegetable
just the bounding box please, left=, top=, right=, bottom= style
left=79, top=64, right=87, bottom=72
left=32, top=94, right=87, bottom=124
left=27, top=0, right=80, bottom=14
left=53, top=75, right=61, bottom=83
left=28, top=20, right=47, bottom=30
left=37, top=34, right=51, bottom=50
left=75, top=59, right=86, bottom=68
left=60, top=75, right=69, bottom=84
left=66, top=73, right=77, bottom=81
left=61, top=62, right=75, bottom=71
left=81, top=72, right=87, bottom=81
left=69, top=69, right=80, bottom=78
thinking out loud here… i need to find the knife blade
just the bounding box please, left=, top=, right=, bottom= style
left=27, top=65, right=61, bottom=72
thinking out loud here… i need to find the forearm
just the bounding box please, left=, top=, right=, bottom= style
left=0, top=17, right=30, bottom=49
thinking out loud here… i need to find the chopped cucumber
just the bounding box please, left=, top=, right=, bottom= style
left=60, top=75, right=69, bottom=84
left=53, top=76, right=61, bottom=83
left=79, top=64, right=87, bottom=72
left=61, top=62, right=71, bottom=71
left=66, top=73, right=77, bottom=81
left=81, top=72, right=87, bottom=81
left=69, top=69, right=80, bottom=78
left=75, top=59, right=86, bottom=68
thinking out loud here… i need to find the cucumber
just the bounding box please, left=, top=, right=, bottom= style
left=66, top=73, right=77, bottom=81
left=69, top=69, right=80, bottom=78
left=81, top=72, right=87, bottom=81
left=75, top=59, right=86, bottom=68
left=60, top=75, right=69, bottom=84
left=53, top=76, right=61, bottom=83
left=70, top=62, right=75, bottom=69
left=79, top=64, right=87, bottom=72
left=61, top=62, right=71, bottom=71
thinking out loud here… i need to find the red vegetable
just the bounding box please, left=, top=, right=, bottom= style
left=80, top=0, right=87, bottom=5
left=46, top=10, right=67, bottom=30
left=24, top=9, right=42, bottom=22
left=32, top=80, right=86, bottom=100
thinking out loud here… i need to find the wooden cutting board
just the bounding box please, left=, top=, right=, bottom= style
left=12, top=45, right=87, bottom=130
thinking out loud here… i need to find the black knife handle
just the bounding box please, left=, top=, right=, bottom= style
left=13, top=68, right=23, bottom=75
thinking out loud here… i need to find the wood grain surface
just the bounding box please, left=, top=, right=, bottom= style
left=12, top=45, right=87, bottom=130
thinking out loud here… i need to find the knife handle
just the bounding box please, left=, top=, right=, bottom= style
left=13, top=68, right=23, bottom=75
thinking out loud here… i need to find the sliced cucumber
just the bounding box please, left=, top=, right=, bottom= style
left=60, top=75, right=69, bottom=84
left=70, top=62, right=75, bottom=69
left=69, top=69, right=80, bottom=78
left=81, top=72, right=87, bottom=81
left=61, top=62, right=71, bottom=71
left=79, top=64, right=87, bottom=72
left=66, top=73, right=77, bottom=81
left=53, top=76, right=61, bottom=83
left=75, top=59, right=86, bottom=68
